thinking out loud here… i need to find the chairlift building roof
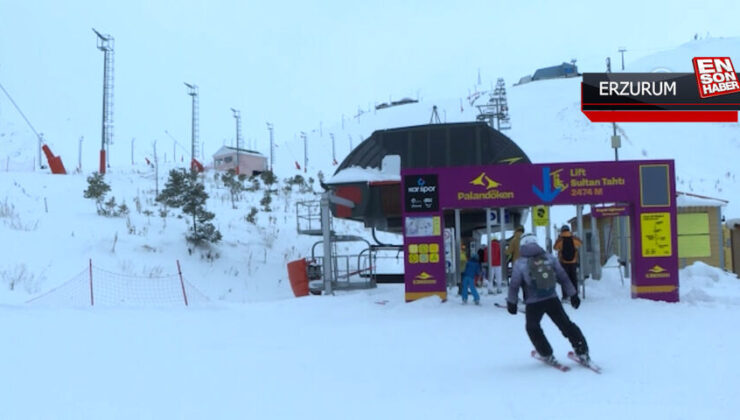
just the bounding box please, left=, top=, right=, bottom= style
left=328, top=122, right=531, bottom=235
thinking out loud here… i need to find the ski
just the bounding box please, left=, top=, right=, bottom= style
left=567, top=351, right=602, bottom=374
left=531, top=350, right=570, bottom=372
left=494, top=302, right=525, bottom=314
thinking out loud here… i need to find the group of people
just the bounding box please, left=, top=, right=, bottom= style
left=458, top=227, right=513, bottom=305
left=459, top=225, right=591, bottom=363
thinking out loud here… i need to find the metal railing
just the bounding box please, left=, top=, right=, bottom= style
left=309, top=253, right=374, bottom=291
left=296, top=200, right=323, bottom=235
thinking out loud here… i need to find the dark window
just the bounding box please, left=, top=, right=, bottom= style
left=640, top=165, right=670, bottom=207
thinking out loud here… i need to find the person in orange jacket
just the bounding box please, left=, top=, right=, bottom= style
left=553, top=225, right=583, bottom=300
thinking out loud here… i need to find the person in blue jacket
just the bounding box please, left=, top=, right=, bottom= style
left=506, top=234, right=590, bottom=364
left=461, top=253, right=482, bottom=305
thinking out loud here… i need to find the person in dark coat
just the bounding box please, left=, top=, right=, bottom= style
left=506, top=234, right=590, bottom=364
left=554, top=225, right=583, bottom=300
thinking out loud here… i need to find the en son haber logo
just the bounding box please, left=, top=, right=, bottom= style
left=693, top=57, right=740, bottom=98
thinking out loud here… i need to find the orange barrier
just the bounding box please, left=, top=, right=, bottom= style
left=287, top=258, right=310, bottom=297
left=41, top=145, right=67, bottom=174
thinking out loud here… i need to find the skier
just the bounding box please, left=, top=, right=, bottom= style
left=506, top=234, right=590, bottom=364
left=461, top=253, right=482, bottom=305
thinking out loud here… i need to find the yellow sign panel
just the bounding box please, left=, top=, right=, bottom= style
left=640, top=212, right=672, bottom=257
left=407, top=242, right=441, bottom=265
left=533, top=206, right=549, bottom=226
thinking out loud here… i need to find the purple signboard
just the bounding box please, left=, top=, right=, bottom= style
left=401, top=173, right=447, bottom=301
left=401, top=160, right=679, bottom=303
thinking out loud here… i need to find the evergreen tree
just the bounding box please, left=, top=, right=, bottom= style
left=245, top=177, right=260, bottom=192
left=221, top=169, right=245, bottom=209
left=83, top=172, right=111, bottom=214
left=260, top=190, right=272, bottom=212
left=157, top=169, right=221, bottom=245
left=260, top=170, right=277, bottom=187
left=188, top=206, right=222, bottom=244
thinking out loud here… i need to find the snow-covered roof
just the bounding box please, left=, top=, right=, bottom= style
left=327, top=154, right=401, bottom=184
left=213, top=146, right=265, bottom=157
left=676, top=191, right=727, bottom=208
left=326, top=165, right=400, bottom=184
left=726, top=218, right=740, bottom=228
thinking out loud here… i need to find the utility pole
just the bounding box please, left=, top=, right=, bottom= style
left=266, top=122, right=274, bottom=172
left=164, top=130, right=182, bottom=165
left=39, top=133, right=45, bottom=170
left=611, top=114, right=629, bottom=280
left=618, top=47, right=627, bottom=71
left=153, top=140, right=159, bottom=196
left=607, top=57, right=620, bottom=160
left=612, top=123, right=620, bottom=160
left=330, top=133, right=336, bottom=165
left=301, top=131, right=307, bottom=173
left=93, top=28, right=114, bottom=174
left=231, top=108, right=242, bottom=174
left=78, top=136, right=83, bottom=172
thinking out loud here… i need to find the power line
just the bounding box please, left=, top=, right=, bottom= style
left=0, top=81, right=45, bottom=169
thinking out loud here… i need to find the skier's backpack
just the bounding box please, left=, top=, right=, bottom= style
left=528, top=254, right=557, bottom=297
left=560, top=236, right=576, bottom=261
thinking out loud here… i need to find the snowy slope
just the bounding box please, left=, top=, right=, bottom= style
left=1, top=262, right=739, bottom=419
left=302, top=37, right=740, bottom=219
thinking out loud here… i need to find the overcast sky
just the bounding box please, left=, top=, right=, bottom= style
left=1, top=0, right=739, bottom=158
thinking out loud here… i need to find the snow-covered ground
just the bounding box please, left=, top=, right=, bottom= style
left=1, top=261, right=738, bottom=419
left=0, top=38, right=739, bottom=419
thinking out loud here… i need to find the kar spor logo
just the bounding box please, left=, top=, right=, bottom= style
left=692, top=57, right=740, bottom=98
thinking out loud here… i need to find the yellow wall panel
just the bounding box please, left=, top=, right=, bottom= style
left=678, top=235, right=711, bottom=258
left=678, top=213, right=709, bottom=235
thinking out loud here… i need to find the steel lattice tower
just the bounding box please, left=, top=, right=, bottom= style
left=184, top=83, right=199, bottom=169
left=492, top=78, right=511, bottom=130
left=231, top=108, right=243, bottom=150
left=476, top=78, right=511, bottom=131
left=93, top=28, right=114, bottom=173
